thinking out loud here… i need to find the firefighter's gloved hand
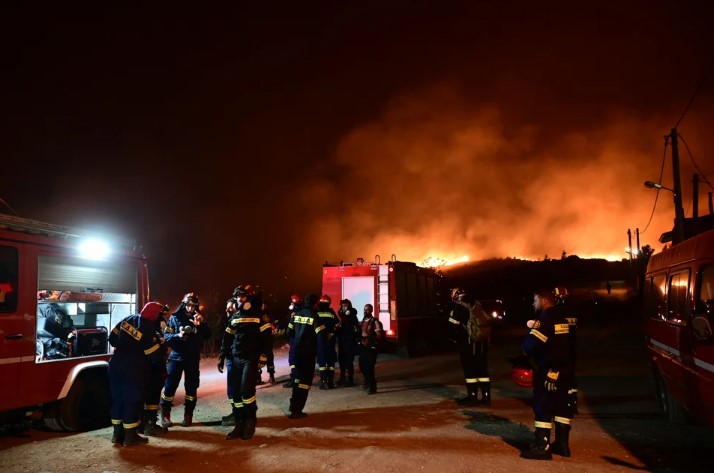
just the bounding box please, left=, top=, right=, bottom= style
left=545, top=370, right=559, bottom=392
left=258, top=354, right=267, bottom=369
left=217, top=354, right=225, bottom=373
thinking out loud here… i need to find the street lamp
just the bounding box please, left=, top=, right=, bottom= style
left=644, top=181, right=674, bottom=193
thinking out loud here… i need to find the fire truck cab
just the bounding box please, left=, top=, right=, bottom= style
left=643, top=228, right=714, bottom=426
left=0, top=213, right=149, bottom=431
left=321, top=257, right=448, bottom=356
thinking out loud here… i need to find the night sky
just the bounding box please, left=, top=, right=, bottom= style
left=2, top=2, right=713, bottom=308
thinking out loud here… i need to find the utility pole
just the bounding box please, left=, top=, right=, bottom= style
left=693, top=173, right=699, bottom=218
left=670, top=128, right=686, bottom=243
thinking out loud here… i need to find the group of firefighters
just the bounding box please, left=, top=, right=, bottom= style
left=107, top=288, right=384, bottom=445
left=107, top=283, right=576, bottom=461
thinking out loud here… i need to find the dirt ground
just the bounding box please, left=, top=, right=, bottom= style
left=2, top=312, right=714, bottom=473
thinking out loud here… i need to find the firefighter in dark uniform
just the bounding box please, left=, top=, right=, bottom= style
left=160, top=292, right=212, bottom=428
left=283, top=294, right=302, bottom=388
left=520, top=288, right=575, bottom=460
left=358, top=304, right=383, bottom=394
left=139, top=304, right=170, bottom=436
left=287, top=293, right=331, bottom=419
left=220, top=297, right=238, bottom=426
left=336, top=299, right=359, bottom=387
left=448, top=287, right=493, bottom=405
left=316, top=294, right=338, bottom=390
left=554, top=286, right=578, bottom=417
left=220, top=285, right=262, bottom=440
left=108, top=301, right=166, bottom=447
left=257, top=302, right=277, bottom=385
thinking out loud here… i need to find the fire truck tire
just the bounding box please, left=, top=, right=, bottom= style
left=59, top=375, right=112, bottom=431
left=653, top=367, right=686, bottom=424
left=39, top=403, right=64, bottom=431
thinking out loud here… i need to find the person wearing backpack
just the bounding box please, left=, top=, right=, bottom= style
left=358, top=304, right=383, bottom=394
left=448, top=287, right=493, bottom=406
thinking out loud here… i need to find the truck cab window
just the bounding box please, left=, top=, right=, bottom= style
left=0, top=245, right=18, bottom=313
left=667, top=270, right=690, bottom=324
left=644, top=273, right=667, bottom=320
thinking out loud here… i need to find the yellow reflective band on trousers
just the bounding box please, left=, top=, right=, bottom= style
left=476, top=377, right=490, bottom=382
left=243, top=395, right=256, bottom=405
left=554, top=416, right=571, bottom=425
left=233, top=401, right=244, bottom=408
left=124, top=421, right=141, bottom=429
left=534, top=421, right=552, bottom=429
left=465, top=377, right=479, bottom=383
left=111, top=419, right=122, bottom=425
left=298, top=383, right=311, bottom=390
left=162, top=394, right=174, bottom=402
left=185, top=395, right=196, bottom=401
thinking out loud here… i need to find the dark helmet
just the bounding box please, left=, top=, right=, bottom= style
left=451, top=287, right=466, bottom=301
left=290, top=293, right=302, bottom=304
left=512, top=367, right=533, bottom=387
left=340, top=299, right=352, bottom=307
left=233, top=285, right=254, bottom=298
left=182, top=292, right=199, bottom=307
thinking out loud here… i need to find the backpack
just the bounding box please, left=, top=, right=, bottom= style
left=466, top=301, right=491, bottom=342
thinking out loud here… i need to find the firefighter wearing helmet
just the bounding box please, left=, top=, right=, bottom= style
left=108, top=301, right=167, bottom=447
left=554, top=286, right=578, bottom=417
left=220, top=284, right=263, bottom=440
left=335, top=298, right=360, bottom=386
left=139, top=303, right=171, bottom=438
left=160, top=292, right=212, bottom=428
left=283, top=293, right=303, bottom=388
left=520, top=288, right=576, bottom=460
left=448, top=287, right=493, bottom=406
left=316, top=294, right=338, bottom=390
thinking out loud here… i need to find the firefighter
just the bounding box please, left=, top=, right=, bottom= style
left=257, top=302, right=277, bottom=385
left=219, top=297, right=238, bottom=426
left=448, top=287, right=493, bottom=406
left=520, top=288, right=576, bottom=460
left=220, top=285, right=263, bottom=440
left=316, top=294, right=338, bottom=390
left=139, top=304, right=171, bottom=437
left=283, top=294, right=302, bottom=388
left=160, top=292, right=212, bottom=428
left=287, top=293, right=332, bottom=418
left=108, top=301, right=166, bottom=447
left=358, top=304, right=383, bottom=394
left=335, top=299, right=359, bottom=387
left=554, top=286, right=578, bottom=417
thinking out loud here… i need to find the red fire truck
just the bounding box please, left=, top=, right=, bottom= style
left=0, top=213, right=150, bottom=431
left=642, top=228, right=714, bottom=426
left=321, top=257, right=448, bottom=356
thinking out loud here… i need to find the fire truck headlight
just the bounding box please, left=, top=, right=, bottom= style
left=78, top=239, right=111, bottom=260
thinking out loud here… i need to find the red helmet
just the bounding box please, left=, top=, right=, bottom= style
left=141, top=301, right=168, bottom=321
left=319, top=294, right=332, bottom=304
left=512, top=367, right=533, bottom=387
left=290, top=293, right=302, bottom=304
left=451, top=287, right=465, bottom=301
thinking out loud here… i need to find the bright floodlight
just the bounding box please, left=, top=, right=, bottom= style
left=78, top=239, right=111, bottom=260
left=644, top=181, right=661, bottom=189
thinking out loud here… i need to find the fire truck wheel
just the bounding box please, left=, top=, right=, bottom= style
left=653, top=367, right=686, bottom=424
left=59, top=375, right=112, bottom=431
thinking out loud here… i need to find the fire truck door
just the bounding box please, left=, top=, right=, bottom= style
left=0, top=243, right=27, bottom=408
left=342, top=276, right=375, bottom=320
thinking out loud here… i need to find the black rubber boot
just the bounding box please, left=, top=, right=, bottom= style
left=226, top=410, right=245, bottom=440
left=552, top=422, right=571, bottom=457
left=336, top=370, right=346, bottom=387
left=181, top=403, right=195, bottom=427
left=456, top=394, right=479, bottom=406
left=480, top=382, right=491, bottom=407
left=144, top=409, right=168, bottom=436
left=123, top=427, right=149, bottom=447
left=269, top=372, right=276, bottom=385
left=241, top=416, right=256, bottom=440
left=111, top=423, right=124, bottom=444
left=520, top=427, right=553, bottom=460
left=346, top=371, right=354, bottom=387
left=160, top=404, right=173, bottom=428
left=327, top=372, right=335, bottom=389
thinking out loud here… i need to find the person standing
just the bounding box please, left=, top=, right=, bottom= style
left=139, top=304, right=170, bottom=437
left=287, top=293, right=330, bottom=418
left=520, top=288, right=576, bottom=460
left=283, top=294, right=302, bottom=388
left=358, top=304, right=383, bottom=395
left=220, top=285, right=262, bottom=440
left=160, top=292, right=212, bottom=428
left=219, top=297, right=238, bottom=426
left=316, top=294, right=338, bottom=390
left=554, top=286, right=578, bottom=417
left=257, top=302, right=277, bottom=385
left=335, top=299, right=359, bottom=387
left=108, top=301, right=167, bottom=447
left=448, top=287, right=493, bottom=406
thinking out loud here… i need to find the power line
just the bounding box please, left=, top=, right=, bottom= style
left=679, top=134, right=714, bottom=191
left=639, top=138, right=669, bottom=235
